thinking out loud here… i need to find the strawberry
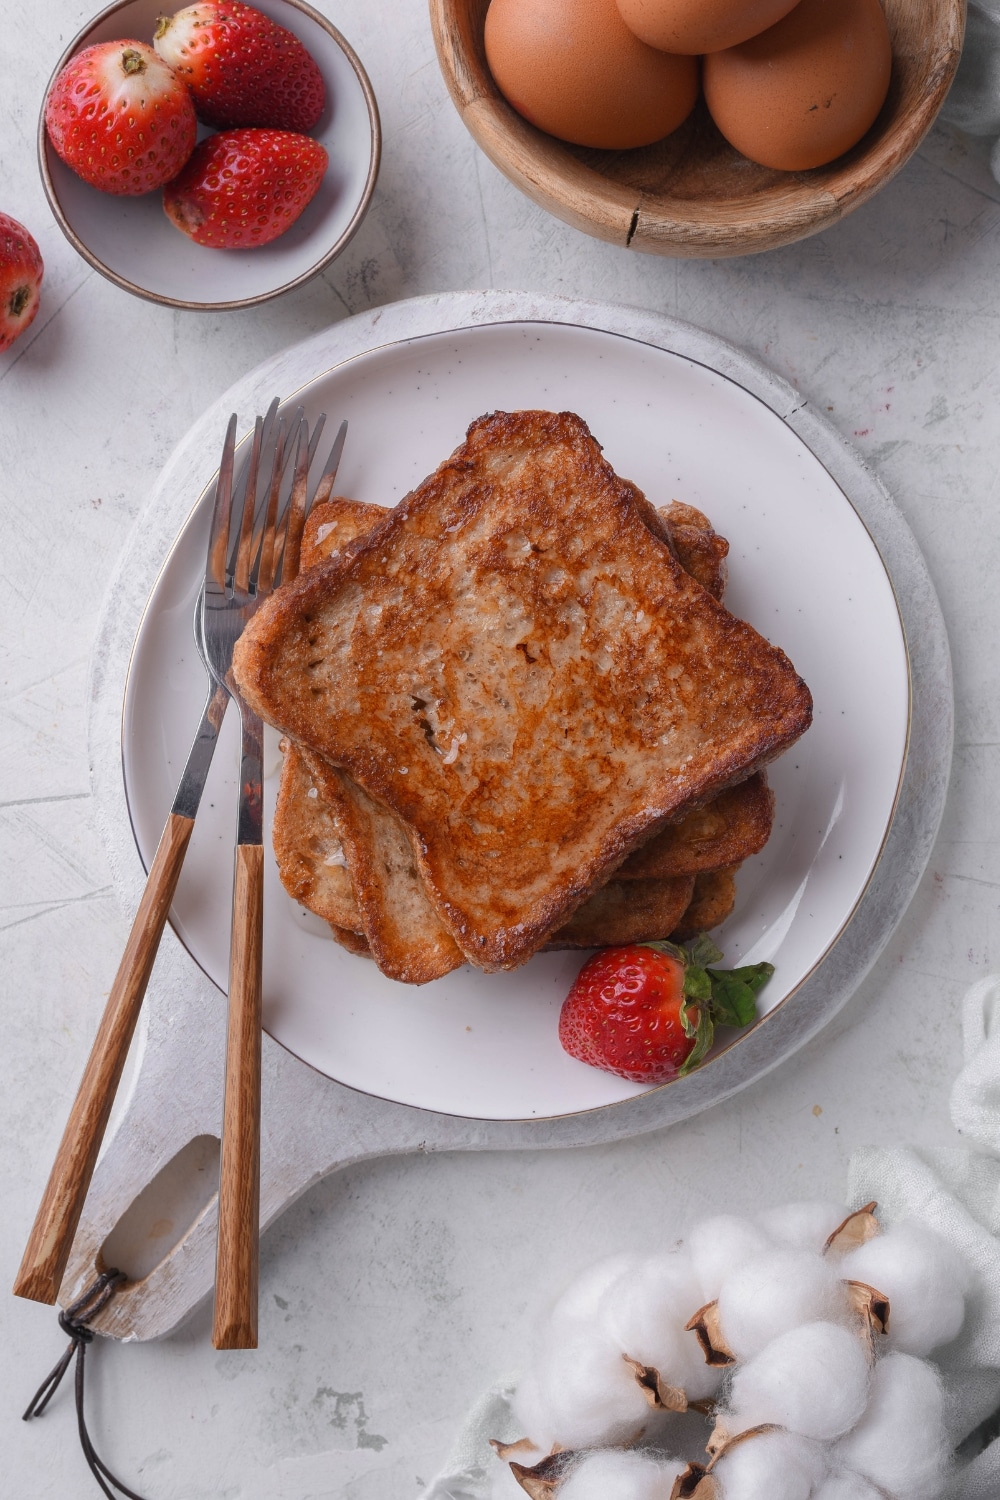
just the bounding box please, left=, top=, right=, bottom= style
left=44, top=41, right=197, bottom=196
left=153, top=2, right=325, bottom=132
left=0, top=215, right=43, bottom=353
left=558, top=936, right=774, bottom=1083
left=162, top=128, right=327, bottom=248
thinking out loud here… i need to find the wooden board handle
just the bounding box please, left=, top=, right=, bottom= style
left=13, top=812, right=195, bottom=1305
left=212, top=843, right=263, bottom=1349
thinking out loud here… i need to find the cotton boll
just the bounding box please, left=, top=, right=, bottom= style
left=559, top=1449, right=683, bottom=1500
left=551, top=1255, right=644, bottom=1330
left=599, top=1253, right=722, bottom=1401
left=717, top=1248, right=849, bottom=1361
left=835, top=1352, right=948, bottom=1500
left=728, top=1322, right=869, bottom=1440
left=756, top=1201, right=847, bottom=1253
left=811, top=1472, right=884, bottom=1500
left=841, top=1219, right=971, bottom=1356
left=713, top=1428, right=828, bottom=1500
left=689, top=1216, right=772, bottom=1302
left=510, top=1368, right=559, bottom=1454
left=514, top=1323, right=652, bottom=1450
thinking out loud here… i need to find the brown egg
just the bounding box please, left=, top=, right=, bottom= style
left=703, top=0, right=892, bottom=171
left=615, top=0, right=802, bottom=56
left=484, top=0, right=699, bottom=150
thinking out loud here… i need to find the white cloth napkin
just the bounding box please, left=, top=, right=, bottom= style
left=423, top=976, right=1000, bottom=1499
left=940, top=5, right=1000, bottom=177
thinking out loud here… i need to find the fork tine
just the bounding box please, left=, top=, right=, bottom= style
left=206, top=414, right=238, bottom=589
left=275, top=416, right=312, bottom=586
left=310, top=419, right=349, bottom=512
left=227, top=397, right=280, bottom=546
left=229, top=397, right=281, bottom=587
left=267, top=410, right=330, bottom=586
left=306, top=410, right=326, bottom=467
left=251, top=415, right=291, bottom=594
left=232, top=414, right=265, bottom=594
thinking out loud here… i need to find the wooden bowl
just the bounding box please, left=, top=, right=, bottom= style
left=429, top=0, right=965, bottom=258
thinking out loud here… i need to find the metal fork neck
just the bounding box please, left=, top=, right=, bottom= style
left=236, top=708, right=264, bottom=847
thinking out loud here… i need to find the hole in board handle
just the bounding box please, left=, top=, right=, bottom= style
left=99, top=1135, right=220, bottom=1285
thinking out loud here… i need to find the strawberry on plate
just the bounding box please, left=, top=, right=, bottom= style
left=153, top=2, right=326, bottom=132
left=558, top=936, right=774, bottom=1083
left=163, top=128, right=327, bottom=248
left=44, top=41, right=197, bottom=196
left=0, top=215, right=43, bottom=353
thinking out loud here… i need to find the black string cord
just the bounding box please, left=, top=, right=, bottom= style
left=23, top=1269, right=150, bottom=1500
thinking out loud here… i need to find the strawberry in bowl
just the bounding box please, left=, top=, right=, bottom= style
left=163, top=128, right=328, bottom=248
left=559, top=937, right=774, bottom=1083
left=153, top=1, right=326, bottom=132
left=44, top=40, right=197, bottom=195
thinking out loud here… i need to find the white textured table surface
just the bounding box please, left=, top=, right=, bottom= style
left=2, top=4, right=998, bottom=1496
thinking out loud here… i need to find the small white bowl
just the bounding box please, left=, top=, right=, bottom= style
left=38, top=0, right=381, bottom=310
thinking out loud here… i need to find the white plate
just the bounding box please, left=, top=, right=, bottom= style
left=39, top=0, right=380, bottom=310
left=122, top=319, right=910, bottom=1121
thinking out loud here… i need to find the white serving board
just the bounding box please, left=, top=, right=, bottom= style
left=76, top=291, right=951, bottom=1340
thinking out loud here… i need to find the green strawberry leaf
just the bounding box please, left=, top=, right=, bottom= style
left=682, top=964, right=712, bottom=1003
left=682, top=934, right=724, bottom=970
left=706, top=961, right=775, bottom=1028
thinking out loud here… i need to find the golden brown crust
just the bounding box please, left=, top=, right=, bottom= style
left=546, top=875, right=696, bottom=949
left=671, top=866, right=741, bottom=941
left=236, top=409, right=810, bottom=970
left=619, top=773, right=774, bottom=879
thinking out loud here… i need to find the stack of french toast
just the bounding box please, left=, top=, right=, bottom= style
left=232, top=410, right=812, bottom=984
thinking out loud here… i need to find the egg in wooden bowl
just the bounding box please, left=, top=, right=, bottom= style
left=430, top=0, right=966, bottom=258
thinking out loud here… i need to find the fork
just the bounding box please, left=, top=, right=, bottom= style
left=13, top=404, right=342, bottom=1312
left=201, top=407, right=347, bottom=1349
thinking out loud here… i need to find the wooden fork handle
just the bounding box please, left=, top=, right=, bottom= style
left=212, top=842, right=263, bottom=1350
left=13, top=812, right=195, bottom=1305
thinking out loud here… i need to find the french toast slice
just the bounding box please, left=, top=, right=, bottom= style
left=272, top=740, right=359, bottom=931
left=243, top=410, right=811, bottom=970
left=279, top=498, right=754, bottom=970
left=297, top=497, right=761, bottom=895
left=546, top=875, right=696, bottom=950
left=298, top=745, right=466, bottom=985
left=618, top=772, right=773, bottom=880
left=671, top=865, right=741, bottom=941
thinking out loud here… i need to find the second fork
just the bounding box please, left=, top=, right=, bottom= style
left=202, top=407, right=347, bottom=1349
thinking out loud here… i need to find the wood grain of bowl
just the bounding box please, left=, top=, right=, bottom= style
left=430, top=0, right=966, bottom=258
